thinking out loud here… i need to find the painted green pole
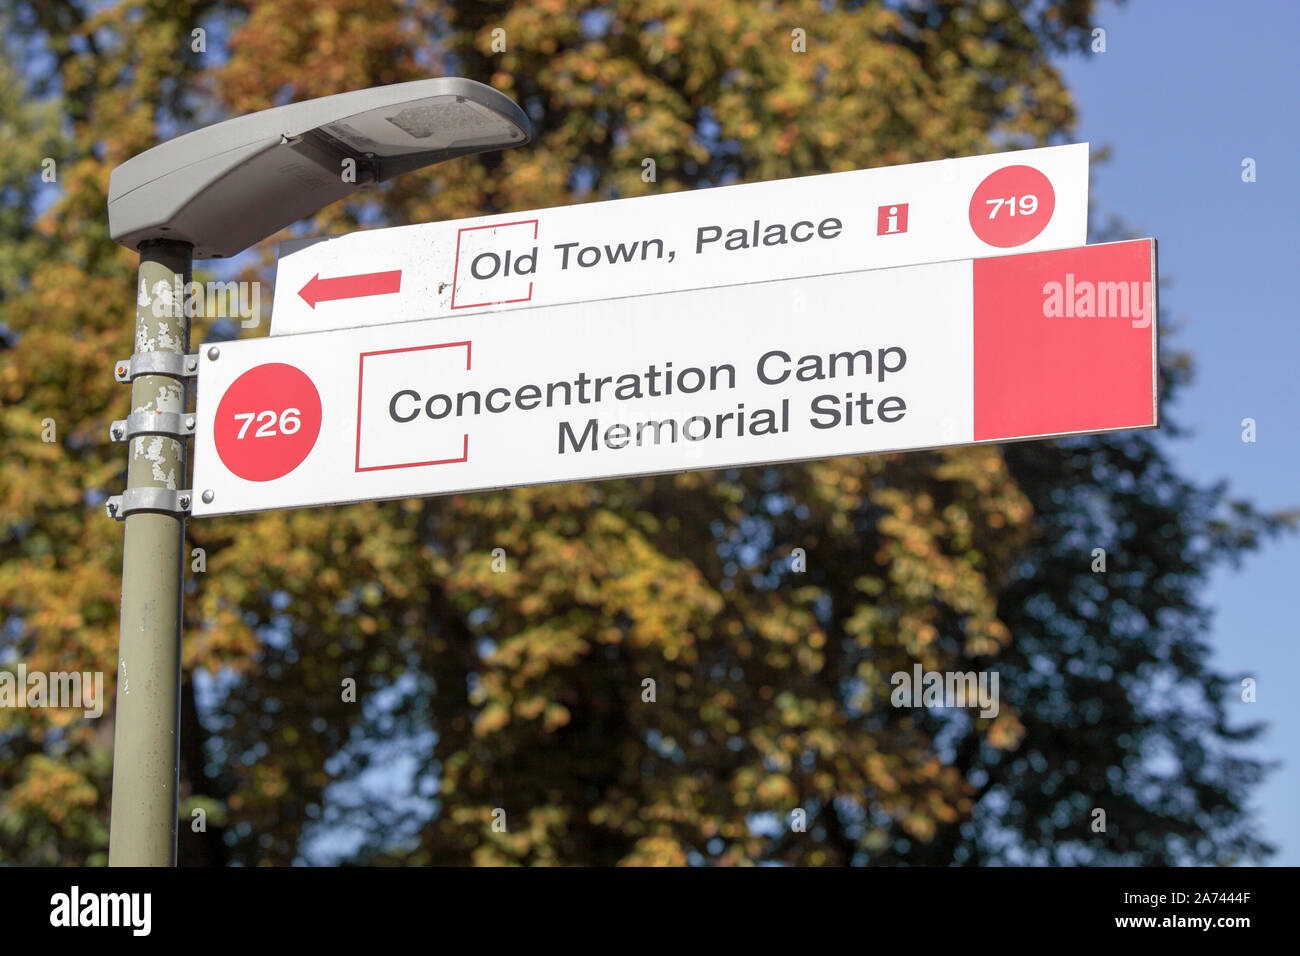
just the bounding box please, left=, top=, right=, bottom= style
left=108, top=238, right=193, bottom=866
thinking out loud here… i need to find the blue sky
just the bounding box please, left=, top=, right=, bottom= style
left=1059, top=0, right=1300, bottom=863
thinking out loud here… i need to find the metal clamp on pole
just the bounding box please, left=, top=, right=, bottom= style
left=105, top=488, right=193, bottom=521
left=109, top=410, right=197, bottom=443
left=114, top=352, right=199, bottom=384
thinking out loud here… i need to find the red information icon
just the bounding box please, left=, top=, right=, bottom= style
left=968, top=165, right=1056, bottom=248
left=214, top=363, right=322, bottom=482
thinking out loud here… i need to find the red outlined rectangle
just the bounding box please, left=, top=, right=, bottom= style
left=355, top=341, right=471, bottom=472
left=451, top=219, right=539, bottom=310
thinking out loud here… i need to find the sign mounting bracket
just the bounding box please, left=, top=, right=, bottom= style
left=105, top=487, right=193, bottom=521
left=114, top=351, right=200, bottom=383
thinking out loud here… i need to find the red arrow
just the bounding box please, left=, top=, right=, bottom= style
left=298, top=269, right=402, bottom=309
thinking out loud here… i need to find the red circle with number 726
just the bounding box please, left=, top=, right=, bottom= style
left=214, top=363, right=322, bottom=482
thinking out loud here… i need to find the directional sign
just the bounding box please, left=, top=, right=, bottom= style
left=268, top=143, right=1089, bottom=336
left=195, top=239, right=1156, bottom=518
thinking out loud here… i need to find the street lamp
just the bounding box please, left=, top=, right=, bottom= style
left=110, top=78, right=531, bottom=259
left=104, top=79, right=532, bottom=866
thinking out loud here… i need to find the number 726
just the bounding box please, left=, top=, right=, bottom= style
left=233, top=408, right=301, bottom=439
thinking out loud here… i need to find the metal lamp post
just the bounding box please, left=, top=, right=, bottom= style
left=104, top=78, right=532, bottom=865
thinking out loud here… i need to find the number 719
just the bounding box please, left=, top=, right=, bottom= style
left=986, top=195, right=1038, bottom=218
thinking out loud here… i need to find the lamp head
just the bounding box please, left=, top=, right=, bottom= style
left=108, top=78, right=532, bottom=259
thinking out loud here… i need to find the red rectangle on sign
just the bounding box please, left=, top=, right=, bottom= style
left=877, top=203, right=908, bottom=235
left=973, top=240, right=1157, bottom=442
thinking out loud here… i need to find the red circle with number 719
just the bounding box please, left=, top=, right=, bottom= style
left=968, top=165, right=1056, bottom=248
left=214, top=363, right=322, bottom=482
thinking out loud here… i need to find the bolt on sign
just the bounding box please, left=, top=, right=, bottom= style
left=192, top=239, right=1156, bottom=518
left=268, top=143, right=1090, bottom=336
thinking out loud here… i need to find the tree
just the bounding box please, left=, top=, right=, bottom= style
left=0, top=0, right=1285, bottom=866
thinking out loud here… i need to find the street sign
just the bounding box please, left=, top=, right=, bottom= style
left=194, top=239, right=1156, bottom=518
left=268, top=143, right=1090, bottom=336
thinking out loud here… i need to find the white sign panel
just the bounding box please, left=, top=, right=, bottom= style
left=194, top=240, right=1156, bottom=518
left=268, top=143, right=1089, bottom=336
